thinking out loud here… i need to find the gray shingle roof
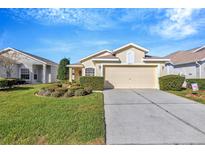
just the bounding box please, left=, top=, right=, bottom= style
left=1, top=47, right=58, bottom=65
left=165, top=46, right=205, bottom=64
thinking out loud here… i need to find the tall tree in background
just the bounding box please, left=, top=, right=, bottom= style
left=57, top=58, right=70, bottom=80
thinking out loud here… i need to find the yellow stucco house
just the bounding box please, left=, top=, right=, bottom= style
left=68, top=43, right=169, bottom=89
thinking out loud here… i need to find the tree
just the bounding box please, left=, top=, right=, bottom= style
left=57, top=58, right=70, bottom=80
left=0, top=51, right=19, bottom=78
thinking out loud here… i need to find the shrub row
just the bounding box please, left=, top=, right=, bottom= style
left=0, top=78, right=26, bottom=89
left=159, top=75, right=185, bottom=91
left=186, top=79, right=205, bottom=90
left=79, top=76, right=104, bottom=91
left=37, top=85, right=92, bottom=98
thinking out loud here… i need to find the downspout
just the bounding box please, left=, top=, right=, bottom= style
left=196, top=61, right=201, bottom=78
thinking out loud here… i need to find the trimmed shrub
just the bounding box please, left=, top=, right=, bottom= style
left=38, top=89, right=52, bottom=96
left=159, top=75, right=185, bottom=91
left=186, top=79, right=205, bottom=90
left=53, top=83, right=62, bottom=87
left=74, top=89, right=86, bottom=96
left=84, top=86, right=92, bottom=95
left=15, top=79, right=26, bottom=85
left=64, top=89, right=74, bottom=97
left=55, top=87, right=67, bottom=93
left=0, top=78, right=17, bottom=89
left=51, top=91, right=63, bottom=97
left=79, top=76, right=104, bottom=91
left=43, top=90, right=52, bottom=96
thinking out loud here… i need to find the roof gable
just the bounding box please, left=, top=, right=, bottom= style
left=0, top=47, right=58, bottom=65
left=80, top=49, right=112, bottom=62
left=113, top=43, right=149, bottom=54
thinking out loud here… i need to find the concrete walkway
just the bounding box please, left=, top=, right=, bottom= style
left=104, top=89, right=205, bottom=144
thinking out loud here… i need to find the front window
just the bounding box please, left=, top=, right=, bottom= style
left=21, top=68, right=30, bottom=80
left=85, top=68, right=95, bottom=76
left=33, top=69, right=38, bottom=80
left=126, top=51, right=134, bottom=64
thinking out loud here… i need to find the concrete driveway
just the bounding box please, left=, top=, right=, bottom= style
left=104, top=89, right=205, bottom=144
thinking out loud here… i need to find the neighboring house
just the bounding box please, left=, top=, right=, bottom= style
left=68, top=43, right=169, bottom=89
left=0, top=47, right=58, bottom=84
left=164, top=45, right=205, bottom=79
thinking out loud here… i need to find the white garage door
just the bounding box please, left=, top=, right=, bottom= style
left=104, top=65, right=158, bottom=89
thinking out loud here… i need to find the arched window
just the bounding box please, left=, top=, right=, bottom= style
left=126, top=51, right=134, bottom=64
left=85, top=68, right=95, bottom=76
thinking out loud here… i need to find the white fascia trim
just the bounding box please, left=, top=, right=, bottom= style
left=1, top=47, right=48, bottom=65
left=193, top=45, right=205, bottom=53
left=103, top=63, right=158, bottom=67
left=66, top=64, right=84, bottom=68
left=80, top=49, right=112, bottom=62
left=143, top=59, right=170, bottom=62
left=92, top=58, right=120, bottom=61
left=113, top=43, right=149, bottom=52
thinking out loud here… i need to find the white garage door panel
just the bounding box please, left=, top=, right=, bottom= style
left=104, top=66, right=157, bottom=89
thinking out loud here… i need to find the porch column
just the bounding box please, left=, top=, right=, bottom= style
left=69, top=67, right=72, bottom=82
left=42, top=64, right=46, bottom=83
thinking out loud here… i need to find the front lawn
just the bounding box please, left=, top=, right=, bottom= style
left=168, top=89, right=205, bottom=104
left=0, top=84, right=105, bottom=144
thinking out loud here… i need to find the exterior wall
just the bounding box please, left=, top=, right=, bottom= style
left=144, top=61, right=166, bottom=77
left=51, top=65, right=58, bottom=82
left=0, top=63, right=19, bottom=78
left=201, top=61, right=205, bottom=78
left=79, top=47, right=166, bottom=80
left=95, top=61, right=121, bottom=76
left=115, top=47, right=145, bottom=63
left=165, top=62, right=198, bottom=78
left=81, top=58, right=96, bottom=76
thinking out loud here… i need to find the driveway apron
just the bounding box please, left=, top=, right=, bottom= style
left=104, top=89, right=205, bottom=144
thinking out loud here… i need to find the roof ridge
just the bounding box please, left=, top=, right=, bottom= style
left=0, top=47, right=58, bottom=65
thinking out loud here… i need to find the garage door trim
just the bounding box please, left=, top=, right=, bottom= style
left=103, top=64, right=159, bottom=89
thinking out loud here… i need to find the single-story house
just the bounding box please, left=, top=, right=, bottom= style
left=164, top=45, right=205, bottom=79
left=68, top=43, right=169, bottom=89
left=0, top=47, right=58, bottom=84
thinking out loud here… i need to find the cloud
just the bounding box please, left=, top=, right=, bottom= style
left=9, top=8, right=116, bottom=30
left=7, top=8, right=205, bottom=39
left=152, top=9, right=201, bottom=39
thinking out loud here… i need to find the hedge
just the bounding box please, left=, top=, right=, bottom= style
left=0, top=78, right=17, bottom=89
left=159, top=75, right=185, bottom=91
left=79, top=76, right=104, bottom=91
left=0, top=78, right=26, bottom=89
left=186, top=79, right=205, bottom=90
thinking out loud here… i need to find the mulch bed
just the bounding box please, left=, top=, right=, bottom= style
left=186, top=90, right=205, bottom=99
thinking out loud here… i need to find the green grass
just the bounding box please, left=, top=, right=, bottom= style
left=168, top=89, right=205, bottom=104
left=0, top=84, right=105, bottom=144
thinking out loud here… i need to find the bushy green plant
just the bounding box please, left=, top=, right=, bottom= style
left=0, top=78, right=17, bottom=89
left=55, top=87, right=67, bottom=93
left=74, top=89, right=86, bottom=96
left=38, top=89, right=52, bottom=96
left=186, top=79, right=205, bottom=90
left=84, top=86, right=92, bottom=94
left=64, top=89, right=74, bottom=97
left=159, top=75, right=185, bottom=91
left=80, top=76, right=104, bottom=91
left=51, top=91, right=63, bottom=97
